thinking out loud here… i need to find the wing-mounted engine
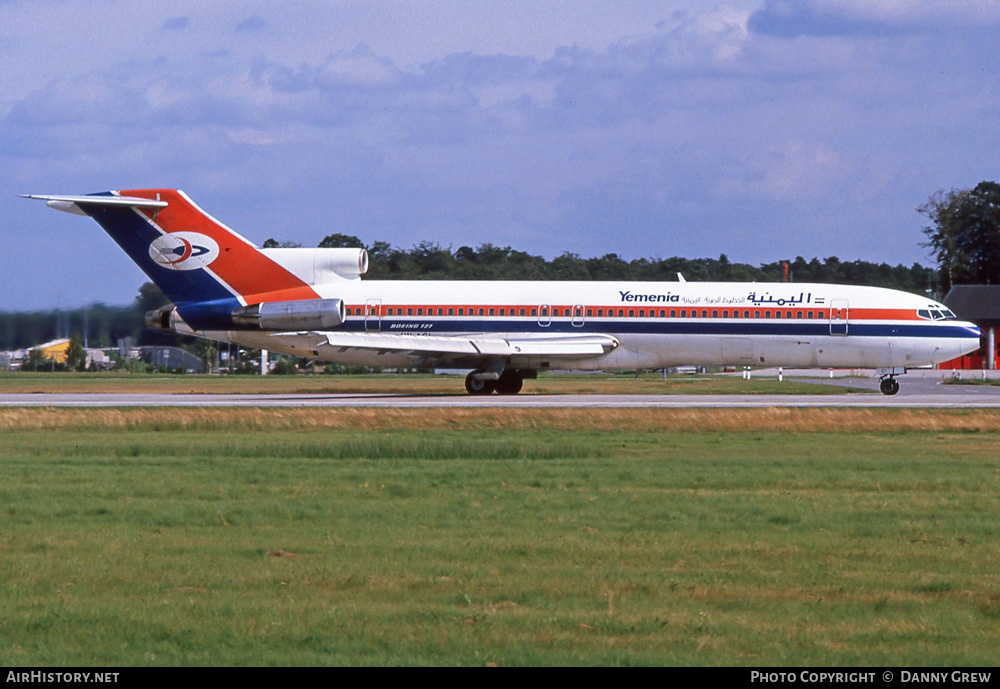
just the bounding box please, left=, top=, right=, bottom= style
left=260, top=248, right=368, bottom=284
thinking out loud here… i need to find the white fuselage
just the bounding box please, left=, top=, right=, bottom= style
left=192, top=280, right=981, bottom=372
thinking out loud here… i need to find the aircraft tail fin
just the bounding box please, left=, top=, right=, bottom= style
left=24, top=189, right=322, bottom=327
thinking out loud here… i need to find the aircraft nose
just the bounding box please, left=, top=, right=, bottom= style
left=957, top=322, right=983, bottom=358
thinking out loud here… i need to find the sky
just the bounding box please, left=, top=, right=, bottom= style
left=2, top=0, right=999, bottom=310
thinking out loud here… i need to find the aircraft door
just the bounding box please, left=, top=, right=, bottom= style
left=537, top=304, right=551, bottom=327
left=572, top=305, right=585, bottom=327
left=365, top=299, right=382, bottom=332
left=829, top=300, right=849, bottom=336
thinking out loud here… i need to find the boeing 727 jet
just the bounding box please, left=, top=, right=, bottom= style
left=24, top=189, right=982, bottom=395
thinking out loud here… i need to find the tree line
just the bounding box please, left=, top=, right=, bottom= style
left=306, top=233, right=937, bottom=289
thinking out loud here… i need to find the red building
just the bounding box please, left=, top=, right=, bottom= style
left=940, top=285, right=999, bottom=370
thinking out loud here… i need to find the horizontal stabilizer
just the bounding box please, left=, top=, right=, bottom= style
left=20, top=194, right=168, bottom=216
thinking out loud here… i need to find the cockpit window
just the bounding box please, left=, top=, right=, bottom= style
left=919, top=306, right=958, bottom=321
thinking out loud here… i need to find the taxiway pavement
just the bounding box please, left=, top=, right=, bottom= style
left=4, top=370, right=999, bottom=408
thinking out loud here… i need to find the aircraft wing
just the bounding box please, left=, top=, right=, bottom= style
left=273, top=331, right=618, bottom=364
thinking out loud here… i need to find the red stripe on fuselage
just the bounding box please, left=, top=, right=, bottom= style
left=121, top=189, right=319, bottom=302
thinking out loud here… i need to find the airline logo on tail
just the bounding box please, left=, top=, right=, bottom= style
left=148, top=232, right=219, bottom=270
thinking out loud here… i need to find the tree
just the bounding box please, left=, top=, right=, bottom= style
left=920, top=181, right=1000, bottom=292
left=262, top=239, right=303, bottom=248
left=317, top=233, right=364, bottom=249
left=65, top=334, right=88, bottom=372
left=134, top=282, right=169, bottom=313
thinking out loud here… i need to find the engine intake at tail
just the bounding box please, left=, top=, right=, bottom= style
left=231, top=298, right=345, bottom=331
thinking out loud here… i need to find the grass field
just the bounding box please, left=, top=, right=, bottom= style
left=1, top=407, right=998, bottom=666
left=0, top=371, right=863, bottom=395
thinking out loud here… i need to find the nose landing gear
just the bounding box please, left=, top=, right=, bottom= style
left=877, top=367, right=905, bottom=396
left=879, top=377, right=900, bottom=395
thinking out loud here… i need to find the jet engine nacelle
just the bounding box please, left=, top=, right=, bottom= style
left=231, top=298, right=346, bottom=331
left=260, top=248, right=368, bottom=284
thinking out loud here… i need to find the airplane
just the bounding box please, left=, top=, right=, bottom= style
left=23, top=189, right=982, bottom=395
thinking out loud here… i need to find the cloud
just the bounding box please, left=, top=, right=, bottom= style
left=161, top=16, right=189, bottom=31
left=235, top=15, right=267, bottom=33
left=748, top=0, right=1000, bottom=38
left=748, top=1, right=901, bottom=38
left=4, top=2, right=1000, bottom=310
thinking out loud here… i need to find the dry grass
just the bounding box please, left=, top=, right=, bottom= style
left=3, top=406, right=1000, bottom=433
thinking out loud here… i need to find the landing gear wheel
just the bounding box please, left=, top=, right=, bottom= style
left=879, top=378, right=900, bottom=396
left=465, top=371, right=496, bottom=395
left=495, top=370, right=524, bottom=395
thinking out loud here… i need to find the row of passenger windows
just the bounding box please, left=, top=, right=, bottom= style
left=344, top=306, right=831, bottom=319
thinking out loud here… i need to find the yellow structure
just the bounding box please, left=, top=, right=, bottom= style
left=31, top=338, right=70, bottom=364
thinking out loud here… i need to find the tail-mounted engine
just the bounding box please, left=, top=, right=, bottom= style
left=231, top=298, right=345, bottom=330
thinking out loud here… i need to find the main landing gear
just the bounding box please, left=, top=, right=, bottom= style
left=464, top=369, right=531, bottom=395
left=877, top=367, right=905, bottom=396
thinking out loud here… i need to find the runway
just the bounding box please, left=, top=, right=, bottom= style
left=3, top=387, right=1000, bottom=409
left=4, top=370, right=1000, bottom=409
